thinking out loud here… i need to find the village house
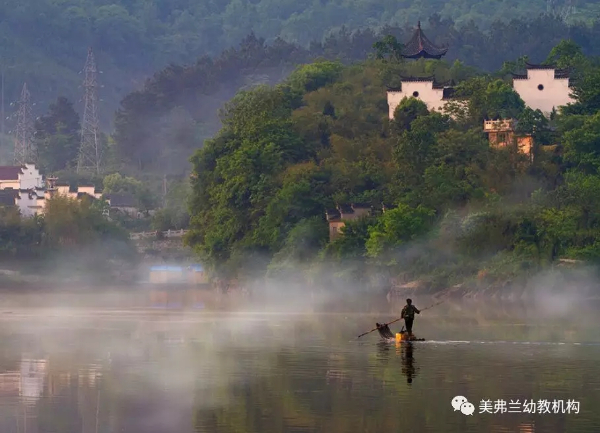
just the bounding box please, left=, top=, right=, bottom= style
left=325, top=203, right=372, bottom=241
left=483, top=119, right=534, bottom=160
left=386, top=23, right=575, bottom=120
left=0, top=163, right=43, bottom=190
left=0, top=167, right=105, bottom=216
left=45, top=177, right=102, bottom=201
left=511, top=63, right=574, bottom=115
left=104, top=192, right=140, bottom=218
left=0, top=164, right=45, bottom=216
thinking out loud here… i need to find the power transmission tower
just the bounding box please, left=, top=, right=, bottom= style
left=77, top=47, right=101, bottom=175
left=14, top=83, right=34, bottom=165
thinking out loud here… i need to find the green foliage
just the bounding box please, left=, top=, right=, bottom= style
left=103, top=172, right=157, bottom=210
left=0, top=195, right=136, bottom=277
left=450, top=77, right=525, bottom=125
left=285, top=61, right=344, bottom=102
left=34, top=97, right=81, bottom=173
left=180, top=38, right=600, bottom=292
left=151, top=177, right=191, bottom=231
left=365, top=204, right=435, bottom=259
left=110, top=15, right=600, bottom=174
left=392, top=97, right=429, bottom=133
left=373, top=35, right=404, bottom=63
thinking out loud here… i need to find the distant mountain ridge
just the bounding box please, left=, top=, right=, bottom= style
left=0, top=0, right=597, bottom=132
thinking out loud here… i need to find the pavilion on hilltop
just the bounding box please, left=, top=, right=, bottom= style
left=401, top=21, right=448, bottom=60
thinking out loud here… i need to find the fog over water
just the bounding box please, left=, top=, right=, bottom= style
left=0, top=284, right=597, bottom=433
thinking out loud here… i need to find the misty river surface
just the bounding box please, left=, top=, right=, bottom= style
left=0, top=296, right=599, bottom=433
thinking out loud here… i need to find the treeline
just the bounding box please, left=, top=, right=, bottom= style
left=185, top=39, right=600, bottom=292
left=1, top=0, right=597, bottom=119
left=2, top=11, right=600, bottom=154
left=0, top=195, right=136, bottom=279
left=112, top=15, right=600, bottom=173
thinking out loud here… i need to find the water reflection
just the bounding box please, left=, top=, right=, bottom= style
left=0, top=301, right=597, bottom=432
left=400, top=342, right=416, bottom=384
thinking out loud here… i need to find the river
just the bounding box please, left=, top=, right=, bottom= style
left=0, top=293, right=598, bottom=433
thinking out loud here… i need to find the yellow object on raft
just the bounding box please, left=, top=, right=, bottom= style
left=396, top=332, right=407, bottom=342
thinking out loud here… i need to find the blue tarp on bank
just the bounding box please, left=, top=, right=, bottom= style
left=150, top=266, right=183, bottom=272
left=150, top=264, right=204, bottom=272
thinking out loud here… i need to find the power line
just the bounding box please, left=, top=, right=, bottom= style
left=77, top=47, right=101, bottom=175
left=14, top=83, right=34, bottom=165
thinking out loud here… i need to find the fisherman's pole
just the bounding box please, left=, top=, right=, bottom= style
left=356, top=299, right=445, bottom=339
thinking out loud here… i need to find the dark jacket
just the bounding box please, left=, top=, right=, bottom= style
left=401, top=304, right=420, bottom=319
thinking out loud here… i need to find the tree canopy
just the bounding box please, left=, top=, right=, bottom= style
left=185, top=39, right=600, bottom=293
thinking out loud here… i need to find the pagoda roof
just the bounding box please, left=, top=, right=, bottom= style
left=402, top=21, right=448, bottom=60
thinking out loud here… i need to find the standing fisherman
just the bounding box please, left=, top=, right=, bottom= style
left=401, top=298, right=420, bottom=336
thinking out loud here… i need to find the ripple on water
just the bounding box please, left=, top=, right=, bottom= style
left=0, top=314, right=598, bottom=433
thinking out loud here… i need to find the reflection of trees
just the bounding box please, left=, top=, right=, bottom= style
left=0, top=313, right=598, bottom=432
left=191, top=315, right=600, bottom=433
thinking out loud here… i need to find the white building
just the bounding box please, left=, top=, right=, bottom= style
left=0, top=168, right=103, bottom=217
left=0, top=164, right=43, bottom=190
left=387, top=63, right=575, bottom=121
left=0, top=164, right=45, bottom=216
left=512, top=63, right=574, bottom=116
left=387, top=77, right=455, bottom=119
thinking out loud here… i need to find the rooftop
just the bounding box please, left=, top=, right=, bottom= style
left=402, top=21, right=448, bottom=60
left=106, top=192, right=137, bottom=208
left=512, top=62, right=571, bottom=80
left=0, top=166, right=24, bottom=181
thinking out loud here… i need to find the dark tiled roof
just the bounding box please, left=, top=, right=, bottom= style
left=0, top=189, right=19, bottom=206
left=338, top=204, right=354, bottom=214
left=402, top=21, right=448, bottom=59
left=352, top=203, right=372, bottom=209
left=0, top=166, right=23, bottom=180
left=442, top=87, right=456, bottom=100
left=388, top=78, right=454, bottom=94
left=106, top=193, right=137, bottom=208
left=400, top=75, right=435, bottom=82
left=525, top=62, right=556, bottom=70
left=511, top=73, right=528, bottom=80
left=326, top=208, right=341, bottom=221
left=513, top=66, right=570, bottom=80
left=77, top=192, right=97, bottom=200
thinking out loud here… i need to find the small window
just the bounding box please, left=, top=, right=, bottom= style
left=412, top=91, right=419, bottom=97
left=538, top=84, right=544, bottom=91
left=498, top=132, right=507, bottom=143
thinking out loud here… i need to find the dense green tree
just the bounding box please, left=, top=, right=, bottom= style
left=184, top=38, right=600, bottom=292
left=34, top=97, right=81, bottom=172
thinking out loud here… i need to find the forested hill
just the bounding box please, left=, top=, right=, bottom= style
left=0, top=0, right=598, bottom=129
left=184, top=41, right=600, bottom=293
left=113, top=14, right=600, bottom=173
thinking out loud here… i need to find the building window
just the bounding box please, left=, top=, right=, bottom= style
left=412, top=91, right=419, bottom=97
left=538, top=84, right=544, bottom=91
left=498, top=132, right=507, bottom=143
